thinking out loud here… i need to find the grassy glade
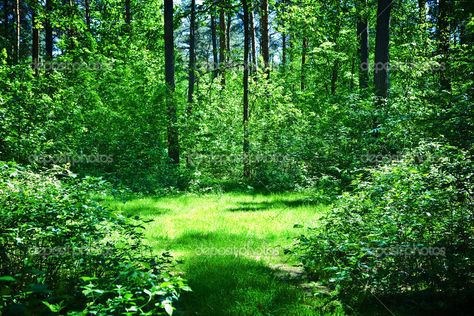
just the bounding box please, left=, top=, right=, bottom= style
left=0, top=162, right=189, bottom=315
left=293, top=142, right=474, bottom=312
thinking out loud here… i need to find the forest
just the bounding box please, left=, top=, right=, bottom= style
left=0, top=0, right=473, bottom=314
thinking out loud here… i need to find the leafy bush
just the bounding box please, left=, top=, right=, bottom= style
left=0, top=162, right=189, bottom=315
left=293, top=142, right=474, bottom=308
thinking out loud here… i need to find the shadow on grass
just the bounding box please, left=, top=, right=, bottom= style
left=226, top=198, right=324, bottom=212
left=176, top=255, right=317, bottom=316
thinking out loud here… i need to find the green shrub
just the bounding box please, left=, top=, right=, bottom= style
left=293, top=142, right=474, bottom=307
left=0, top=162, right=189, bottom=315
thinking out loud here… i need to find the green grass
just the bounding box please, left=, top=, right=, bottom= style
left=107, top=192, right=331, bottom=315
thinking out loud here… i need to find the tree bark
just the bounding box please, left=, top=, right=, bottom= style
left=45, top=0, right=53, bottom=60
left=249, top=5, right=257, bottom=73
left=437, top=0, right=451, bottom=91
left=188, top=0, right=196, bottom=104
left=374, top=0, right=392, bottom=100
left=260, top=0, right=269, bottom=76
left=219, top=3, right=226, bottom=85
left=15, top=0, right=20, bottom=64
left=242, top=0, right=250, bottom=178
left=226, top=11, right=231, bottom=52
left=357, top=0, right=369, bottom=90
left=85, top=0, right=91, bottom=31
left=164, top=0, right=179, bottom=164
left=210, top=9, right=218, bottom=78
left=300, top=36, right=307, bottom=90
left=32, top=2, right=39, bottom=75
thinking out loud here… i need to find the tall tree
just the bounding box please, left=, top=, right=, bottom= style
left=45, top=0, right=53, bottom=60
left=164, top=0, right=179, bottom=164
left=188, top=0, right=196, bottom=104
left=32, top=1, right=39, bottom=75
left=15, top=0, right=20, bottom=63
left=219, top=1, right=226, bottom=84
left=226, top=11, right=231, bottom=51
left=260, top=0, right=269, bottom=75
left=374, top=0, right=392, bottom=99
left=125, top=0, right=131, bottom=26
left=85, top=0, right=91, bottom=30
left=210, top=8, right=218, bottom=78
left=300, top=36, right=307, bottom=90
left=242, top=0, right=250, bottom=178
left=357, top=0, right=369, bottom=90
left=437, top=0, right=451, bottom=91
left=249, top=4, right=257, bottom=73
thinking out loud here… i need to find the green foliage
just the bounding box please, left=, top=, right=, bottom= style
left=293, top=142, right=474, bottom=308
left=0, top=162, right=188, bottom=315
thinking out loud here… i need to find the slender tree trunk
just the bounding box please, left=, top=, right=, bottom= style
left=331, top=60, right=338, bottom=95
left=260, top=0, right=269, bottom=76
left=249, top=5, right=257, bottom=73
left=15, top=0, right=20, bottom=64
left=357, top=0, right=369, bottom=90
left=300, top=36, right=307, bottom=90
left=187, top=0, right=196, bottom=104
left=219, top=3, right=226, bottom=85
left=210, top=10, right=218, bottom=78
left=242, top=0, right=250, bottom=179
left=32, top=2, right=39, bottom=75
left=437, top=0, right=451, bottom=91
left=164, top=0, right=179, bottom=164
left=85, top=0, right=91, bottom=31
left=45, top=0, right=53, bottom=60
left=125, top=0, right=131, bottom=25
left=374, top=0, right=392, bottom=100
left=226, top=11, right=231, bottom=52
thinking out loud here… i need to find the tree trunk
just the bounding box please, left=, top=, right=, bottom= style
left=242, top=0, right=250, bottom=179
left=226, top=11, right=231, bottom=52
left=282, top=33, right=286, bottom=71
left=219, top=3, right=226, bottom=85
left=85, top=0, right=91, bottom=31
left=124, top=0, right=131, bottom=32
left=15, top=0, right=20, bottom=64
left=32, top=2, right=39, bottom=75
left=374, top=0, right=392, bottom=100
left=260, top=0, right=269, bottom=76
left=249, top=5, right=257, bottom=73
left=210, top=10, right=218, bottom=78
left=164, top=0, right=179, bottom=164
left=45, top=0, right=53, bottom=60
left=3, top=0, right=10, bottom=63
left=187, top=0, right=196, bottom=104
left=300, top=36, right=307, bottom=90
left=357, top=0, right=369, bottom=90
left=437, top=0, right=451, bottom=91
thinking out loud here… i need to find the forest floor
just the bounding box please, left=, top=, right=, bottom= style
left=107, top=192, right=332, bottom=315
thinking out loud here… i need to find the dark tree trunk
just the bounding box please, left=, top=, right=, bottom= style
left=374, top=0, right=392, bottom=100
left=300, top=36, right=307, bottom=90
left=210, top=9, right=218, bottom=78
left=164, top=0, right=179, bottom=164
left=226, top=11, right=231, bottom=52
left=32, top=2, right=39, bottom=75
left=85, top=0, right=91, bottom=30
left=187, top=0, right=196, bottom=104
left=331, top=60, right=339, bottom=95
left=249, top=5, right=257, bottom=73
left=437, top=0, right=451, bottom=91
left=242, top=0, right=250, bottom=178
left=45, top=0, right=53, bottom=60
left=219, top=3, right=226, bottom=85
left=15, top=0, right=20, bottom=63
left=125, top=0, right=131, bottom=32
left=260, top=0, right=269, bottom=76
left=357, top=0, right=369, bottom=90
